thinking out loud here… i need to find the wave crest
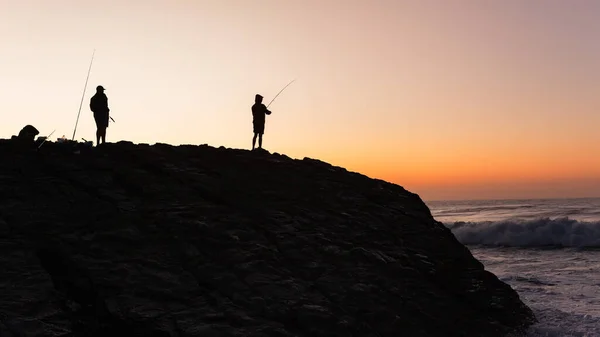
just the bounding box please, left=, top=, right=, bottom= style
left=446, top=217, right=600, bottom=247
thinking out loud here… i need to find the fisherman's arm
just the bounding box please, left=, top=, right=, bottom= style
left=263, top=105, right=271, bottom=115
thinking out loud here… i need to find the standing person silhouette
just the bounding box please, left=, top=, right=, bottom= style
left=251, top=94, right=271, bottom=150
left=89, top=85, right=110, bottom=146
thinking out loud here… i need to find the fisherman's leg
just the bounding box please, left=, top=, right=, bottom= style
left=96, top=128, right=101, bottom=146
left=258, top=134, right=263, bottom=148
left=252, top=133, right=257, bottom=150
left=103, top=117, right=109, bottom=144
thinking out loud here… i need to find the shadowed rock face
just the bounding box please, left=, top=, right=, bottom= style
left=0, top=140, right=535, bottom=337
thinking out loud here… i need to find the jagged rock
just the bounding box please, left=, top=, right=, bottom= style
left=0, top=140, right=536, bottom=336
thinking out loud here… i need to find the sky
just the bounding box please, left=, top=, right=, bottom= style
left=1, top=0, right=600, bottom=201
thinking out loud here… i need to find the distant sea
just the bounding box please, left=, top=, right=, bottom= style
left=425, top=198, right=600, bottom=337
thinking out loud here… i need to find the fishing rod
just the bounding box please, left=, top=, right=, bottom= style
left=266, top=79, right=296, bottom=108
left=71, top=49, right=95, bottom=141
left=37, top=129, right=56, bottom=150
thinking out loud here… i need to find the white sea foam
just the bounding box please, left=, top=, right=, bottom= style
left=446, top=217, right=600, bottom=247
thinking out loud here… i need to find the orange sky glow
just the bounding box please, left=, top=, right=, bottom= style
left=1, top=0, right=599, bottom=200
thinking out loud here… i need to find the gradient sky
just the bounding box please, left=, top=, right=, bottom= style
left=2, top=0, right=600, bottom=200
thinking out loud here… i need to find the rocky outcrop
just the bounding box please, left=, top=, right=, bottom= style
left=0, top=140, right=535, bottom=336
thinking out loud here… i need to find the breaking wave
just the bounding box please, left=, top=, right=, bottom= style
left=446, top=217, right=600, bottom=248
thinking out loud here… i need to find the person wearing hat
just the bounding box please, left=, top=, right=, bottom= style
left=89, top=85, right=110, bottom=146
left=251, top=93, right=272, bottom=150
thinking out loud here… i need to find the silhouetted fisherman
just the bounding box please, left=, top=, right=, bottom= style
left=17, top=125, right=39, bottom=142
left=252, top=94, right=271, bottom=150
left=89, top=85, right=110, bottom=146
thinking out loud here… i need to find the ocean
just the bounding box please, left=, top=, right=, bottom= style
left=425, top=198, right=600, bottom=336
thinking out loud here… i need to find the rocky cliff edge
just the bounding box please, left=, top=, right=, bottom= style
left=0, top=140, right=535, bottom=336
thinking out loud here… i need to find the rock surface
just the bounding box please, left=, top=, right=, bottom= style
left=0, top=140, right=535, bottom=336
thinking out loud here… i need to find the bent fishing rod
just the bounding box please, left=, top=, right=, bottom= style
left=267, top=79, right=296, bottom=108
left=71, top=49, right=95, bottom=141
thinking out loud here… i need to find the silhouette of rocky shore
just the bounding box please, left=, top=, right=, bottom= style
left=0, top=140, right=535, bottom=336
